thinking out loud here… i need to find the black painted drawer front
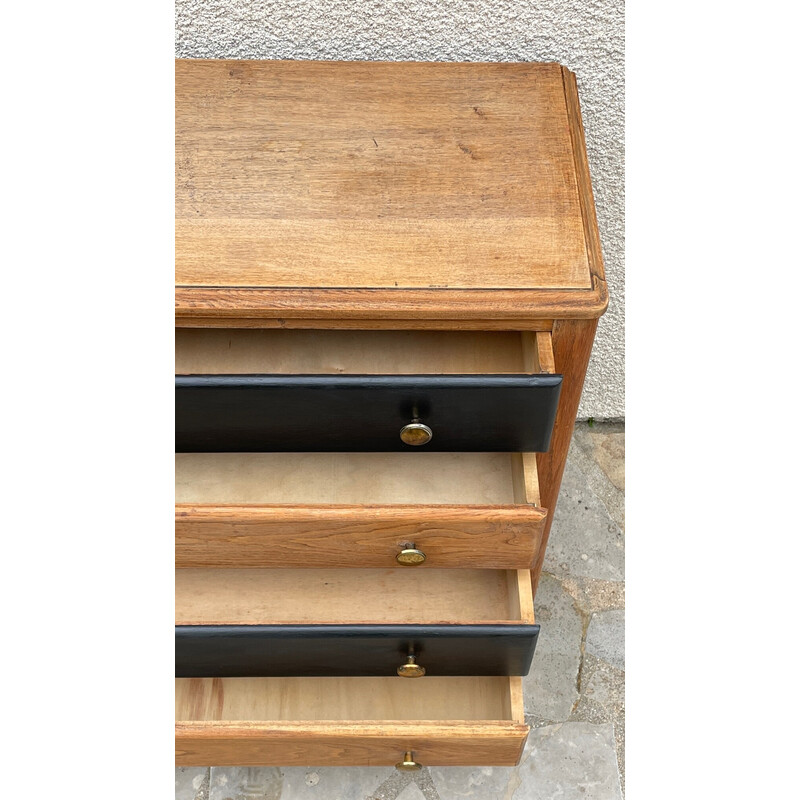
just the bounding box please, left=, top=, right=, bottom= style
left=175, top=375, right=561, bottom=452
left=175, top=624, right=540, bottom=678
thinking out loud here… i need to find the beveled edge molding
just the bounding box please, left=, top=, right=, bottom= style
left=174, top=285, right=608, bottom=325
left=561, top=66, right=609, bottom=320
left=173, top=316, right=557, bottom=331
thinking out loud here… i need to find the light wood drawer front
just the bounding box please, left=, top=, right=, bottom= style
left=176, top=676, right=528, bottom=767
left=176, top=452, right=545, bottom=569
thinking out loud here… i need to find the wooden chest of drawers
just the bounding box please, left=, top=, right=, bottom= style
left=175, top=58, right=607, bottom=769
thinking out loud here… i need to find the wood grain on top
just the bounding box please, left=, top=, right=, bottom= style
left=176, top=60, right=607, bottom=322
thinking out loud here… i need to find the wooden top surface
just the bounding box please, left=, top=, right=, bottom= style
left=176, top=60, right=607, bottom=324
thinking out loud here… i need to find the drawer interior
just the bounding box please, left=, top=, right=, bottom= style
left=175, top=329, right=553, bottom=375
left=176, top=452, right=538, bottom=505
left=176, top=676, right=522, bottom=722
left=176, top=568, right=534, bottom=625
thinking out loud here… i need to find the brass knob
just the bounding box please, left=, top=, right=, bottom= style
left=400, top=419, right=432, bottom=446
left=396, top=544, right=426, bottom=566
left=397, top=654, right=426, bottom=678
left=395, top=751, right=422, bottom=771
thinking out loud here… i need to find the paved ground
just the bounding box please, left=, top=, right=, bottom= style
left=176, top=421, right=625, bottom=800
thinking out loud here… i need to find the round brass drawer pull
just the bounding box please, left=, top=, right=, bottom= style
left=395, top=751, right=422, bottom=771
left=396, top=544, right=426, bottom=566
left=397, top=654, right=426, bottom=678
left=400, top=419, right=433, bottom=446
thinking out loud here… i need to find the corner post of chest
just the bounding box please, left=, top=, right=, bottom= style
left=531, top=318, right=598, bottom=596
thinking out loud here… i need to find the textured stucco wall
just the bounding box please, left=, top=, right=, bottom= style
left=176, top=1, right=624, bottom=419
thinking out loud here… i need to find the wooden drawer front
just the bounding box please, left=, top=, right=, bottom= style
left=176, top=676, right=528, bottom=767
left=176, top=624, right=540, bottom=678
left=175, top=329, right=559, bottom=453
left=176, top=722, right=528, bottom=767
left=176, top=452, right=545, bottom=569
left=176, top=504, right=544, bottom=569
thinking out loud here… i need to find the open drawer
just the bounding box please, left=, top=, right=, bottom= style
left=176, top=448, right=546, bottom=568
left=176, top=675, right=528, bottom=767
left=176, top=568, right=538, bottom=677
left=175, top=329, right=561, bottom=452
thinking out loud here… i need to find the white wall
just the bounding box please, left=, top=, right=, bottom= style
left=176, top=0, right=624, bottom=419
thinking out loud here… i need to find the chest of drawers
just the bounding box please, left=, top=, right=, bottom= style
left=175, top=58, right=607, bottom=769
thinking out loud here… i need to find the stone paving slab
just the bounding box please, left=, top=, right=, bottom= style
left=561, top=576, right=625, bottom=617
left=569, top=422, right=625, bottom=532
left=175, top=422, right=625, bottom=799
left=395, top=784, right=427, bottom=800
left=586, top=610, right=625, bottom=671
left=542, top=456, right=625, bottom=582
left=426, top=765, right=513, bottom=798
left=511, top=722, right=623, bottom=800
left=176, top=767, right=209, bottom=800
left=210, top=767, right=283, bottom=799
left=208, top=766, right=388, bottom=799
left=575, top=423, right=625, bottom=494
left=573, top=654, right=625, bottom=788
left=283, top=766, right=386, bottom=799
left=524, top=573, right=583, bottom=721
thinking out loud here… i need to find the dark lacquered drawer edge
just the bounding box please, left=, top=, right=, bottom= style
left=175, top=374, right=562, bottom=453
left=175, top=623, right=540, bottom=678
